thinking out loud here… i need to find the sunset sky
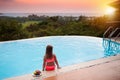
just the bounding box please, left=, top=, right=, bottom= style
left=0, top=0, right=116, bottom=15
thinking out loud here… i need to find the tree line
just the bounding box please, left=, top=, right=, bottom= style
left=0, top=14, right=109, bottom=41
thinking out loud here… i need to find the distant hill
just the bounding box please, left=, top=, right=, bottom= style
left=0, top=13, right=3, bottom=15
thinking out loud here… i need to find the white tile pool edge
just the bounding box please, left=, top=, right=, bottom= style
left=6, top=54, right=120, bottom=80
left=0, top=36, right=102, bottom=43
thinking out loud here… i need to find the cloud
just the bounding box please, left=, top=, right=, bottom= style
left=0, top=0, right=14, bottom=1
left=0, top=0, right=15, bottom=3
left=0, top=0, right=15, bottom=10
left=0, top=0, right=116, bottom=13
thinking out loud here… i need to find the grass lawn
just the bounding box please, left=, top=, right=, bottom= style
left=22, top=21, right=40, bottom=28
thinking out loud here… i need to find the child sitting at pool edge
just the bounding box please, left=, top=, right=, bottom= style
left=42, top=45, right=61, bottom=71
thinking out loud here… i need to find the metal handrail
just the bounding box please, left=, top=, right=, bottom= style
left=108, top=28, right=119, bottom=38
left=115, top=33, right=120, bottom=41
left=103, top=26, right=113, bottom=38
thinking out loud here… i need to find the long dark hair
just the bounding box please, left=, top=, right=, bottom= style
left=45, top=45, right=53, bottom=58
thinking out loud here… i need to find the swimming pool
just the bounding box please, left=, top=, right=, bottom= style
left=0, top=36, right=119, bottom=80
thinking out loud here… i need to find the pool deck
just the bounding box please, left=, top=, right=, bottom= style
left=6, top=54, right=120, bottom=80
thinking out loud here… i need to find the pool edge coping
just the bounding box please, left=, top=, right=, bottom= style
left=0, top=36, right=102, bottom=43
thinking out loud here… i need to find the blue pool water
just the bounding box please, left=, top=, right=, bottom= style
left=0, top=36, right=119, bottom=80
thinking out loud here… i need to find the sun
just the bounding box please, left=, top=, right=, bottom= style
left=105, top=6, right=116, bottom=15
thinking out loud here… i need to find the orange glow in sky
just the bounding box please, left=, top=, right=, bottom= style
left=0, top=0, right=116, bottom=16
left=105, top=6, right=116, bottom=15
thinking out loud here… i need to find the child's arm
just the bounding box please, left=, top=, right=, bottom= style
left=54, top=54, right=61, bottom=69
left=42, top=56, right=46, bottom=71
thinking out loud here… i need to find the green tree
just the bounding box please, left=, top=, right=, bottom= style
left=0, top=19, right=29, bottom=41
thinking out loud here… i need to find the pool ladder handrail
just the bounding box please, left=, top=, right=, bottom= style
left=103, top=27, right=120, bottom=55
left=103, top=26, right=112, bottom=38
left=109, top=28, right=120, bottom=37
left=114, top=28, right=120, bottom=41
left=103, top=27, right=120, bottom=41
left=103, top=26, right=113, bottom=39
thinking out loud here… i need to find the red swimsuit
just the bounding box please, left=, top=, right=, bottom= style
left=45, top=56, right=55, bottom=71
